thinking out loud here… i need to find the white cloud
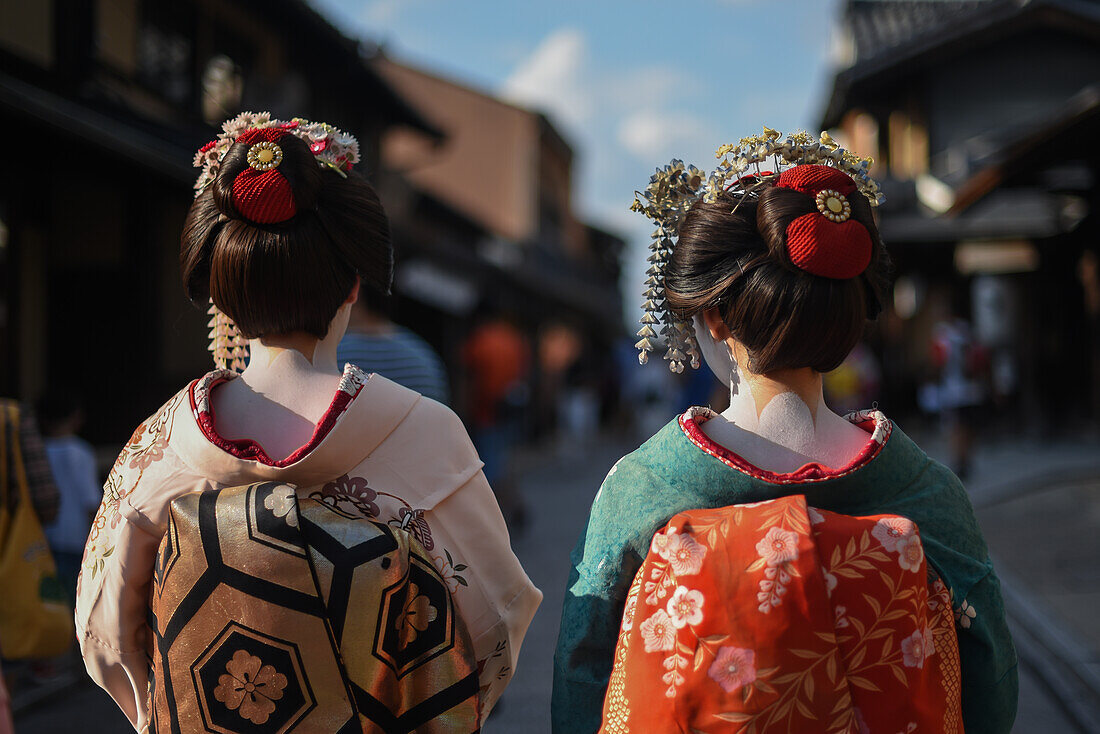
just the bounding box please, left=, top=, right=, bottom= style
left=617, top=109, right=716, bottom=160
left=501, top=28, right=591, bottom=131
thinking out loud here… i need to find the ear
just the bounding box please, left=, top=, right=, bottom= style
left=344, top=278, right=360, bottom=306
left=702, top=307, right=730, bottom=341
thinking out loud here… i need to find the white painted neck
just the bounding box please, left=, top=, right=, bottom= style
left=692, top=315, right=869, bottom=473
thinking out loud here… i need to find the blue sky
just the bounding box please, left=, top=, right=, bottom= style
left=307, top=0, right=843, bottom=319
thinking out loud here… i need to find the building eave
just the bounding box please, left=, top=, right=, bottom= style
left=0, top=71, right=195, bottom=184
left=821, top=0, right=1100, bottom=129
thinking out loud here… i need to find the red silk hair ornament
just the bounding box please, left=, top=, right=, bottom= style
left=231, top=128, right=297, bottom=224
left=775, top=164, right=872, bottom=279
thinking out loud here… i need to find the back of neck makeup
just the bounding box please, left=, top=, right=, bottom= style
left=209, top=303, right=352, bottom=462
left=694, top=315, right=870, bottom=474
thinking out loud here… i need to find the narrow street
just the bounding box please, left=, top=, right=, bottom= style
left=14, top=427, right=1096, bottom=732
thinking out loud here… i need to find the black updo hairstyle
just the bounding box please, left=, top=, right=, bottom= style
left=664, top=178, right=890, bottom=374
left=180, top=131, right=391, bottom=340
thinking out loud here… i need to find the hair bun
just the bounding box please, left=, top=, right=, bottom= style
left=757, top=165, right=872, bottom=280
left=210, top=129, right=323, bottom=225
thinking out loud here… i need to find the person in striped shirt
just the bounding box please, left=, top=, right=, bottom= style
left=337, top=285, right=451, bottom=405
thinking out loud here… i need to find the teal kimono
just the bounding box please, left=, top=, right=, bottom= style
left=552, top=410, right=1017, bottom=733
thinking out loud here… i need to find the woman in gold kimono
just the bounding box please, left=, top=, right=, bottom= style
left=76, top=113, right=541, bottom=733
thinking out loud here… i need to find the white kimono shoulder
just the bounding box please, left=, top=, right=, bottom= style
left=76, top=367, right=541, bottom=732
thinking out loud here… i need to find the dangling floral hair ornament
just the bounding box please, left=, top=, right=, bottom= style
left=191, top=111, right=361, bottom=371
left=630, top=126, right=883, bottom=373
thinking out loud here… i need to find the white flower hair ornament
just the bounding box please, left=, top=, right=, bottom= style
left=191, top=111, right=362, bottom=372
left=630, top=126, right=883, bottom=373
left=192, top=111, right=361, bottom=197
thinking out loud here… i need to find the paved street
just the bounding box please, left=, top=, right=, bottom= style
left=15, top=426, right=1096, bottom=732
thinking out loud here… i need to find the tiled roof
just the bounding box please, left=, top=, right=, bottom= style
left=846, top=1, right=997, bottom=63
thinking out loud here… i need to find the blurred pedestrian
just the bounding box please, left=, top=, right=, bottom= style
left=925, top=316, right=988, bottom=480
left=36, top=390, right=101, bottom=604
left=461, top=311, right=531, bottom=530
left=337, top=284, right=451, bottom=405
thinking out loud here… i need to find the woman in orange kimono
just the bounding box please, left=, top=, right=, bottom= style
left=77, top=113, right=540, bottom=733
left=553, top=130, right=1016, bottom=733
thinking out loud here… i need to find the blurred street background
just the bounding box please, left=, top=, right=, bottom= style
left=2, top=0, right=1100, bottom=731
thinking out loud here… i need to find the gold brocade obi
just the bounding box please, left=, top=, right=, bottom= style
left=148, top=481, right=480, bottom=733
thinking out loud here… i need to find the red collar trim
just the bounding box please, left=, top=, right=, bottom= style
left=678, top=406, right=891, bottom=484
left=188, top=364, right=371, bottom=467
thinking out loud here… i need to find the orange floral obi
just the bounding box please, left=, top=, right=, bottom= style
left=600, top=495, right=962, bottom=734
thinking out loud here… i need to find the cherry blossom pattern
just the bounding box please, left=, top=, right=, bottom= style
left=640, top=609, right=677, bottom=653
left=895, top=534, right=925, bottom=573
left=657, top=530, right=707, bottom=576
left=666, top=586, right=705, bottom=629
left=396, top=582, right=438, bottom=647
left=263, top=485, right=298, bottom=527
left=213, top=650, right=288, bottom=725
left=707, top=645, right=757, bottom=694
left=128, top=436, right=168, bottom=470
left=84, top=391, right=185, bottom=581
left=753, top=527, right=800, bottom=613
left=872, top=516, right=915, bottom=552
left=900, top=627, right=935, bottom=668
left=432, top=549, right=468, bottom=594
left=955, top=599, right=976, bottom=629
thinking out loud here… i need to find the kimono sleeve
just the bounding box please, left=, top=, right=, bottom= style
left=380, top=397, right=542, bottom=715
left=76, top=469, right=163, bottom=732
left=430, top=462, right=542, bottom=712
left=551, top=460, right=651, bottom=734
left=895, top=461, right=1018, bottom=734
left=955, top=562, right=1018, bottom=734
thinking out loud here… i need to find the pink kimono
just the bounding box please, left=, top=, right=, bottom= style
left=76, top=365, right=541, bottom=732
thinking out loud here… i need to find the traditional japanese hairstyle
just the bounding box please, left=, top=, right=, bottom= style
left=631, top=127, right=888, bottom=374
left=181, top=112, right=391, bottom=371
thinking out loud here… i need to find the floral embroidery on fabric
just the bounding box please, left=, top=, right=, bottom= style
left=312, top=474, right=380, bottom=518
left=708, top=646, right=756, bottom=694
left=622, top=593, right=639, bottom=632
left=432, top=549, right=468, bottom=593
left=476, top=639, right=511, bottom=715
left=600, top=496, right=964, bottom=734
left=746, top=504, right=809, bottom=613
left=396, top=582, right=438, bottom=646
left=901, top=627, right=935, bottom=668
left=640, top=610, right=677, bottom=653
left=84, top=390, right=186, bottom=579
left=666, top=586, right=705, bottom=628
left=213, top=649, right=287, bottom=725
left=954, top=599, right=976, bottom=629
left=655, top=529, right=707, bottom=576
left=872, top=516, right=915, bottom=552
left=896, top=535, right=925, bottom=573
left=263, top=485, right=299, bottom=527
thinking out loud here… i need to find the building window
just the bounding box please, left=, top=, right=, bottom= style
left=888, top=112, right=929, bottom=181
